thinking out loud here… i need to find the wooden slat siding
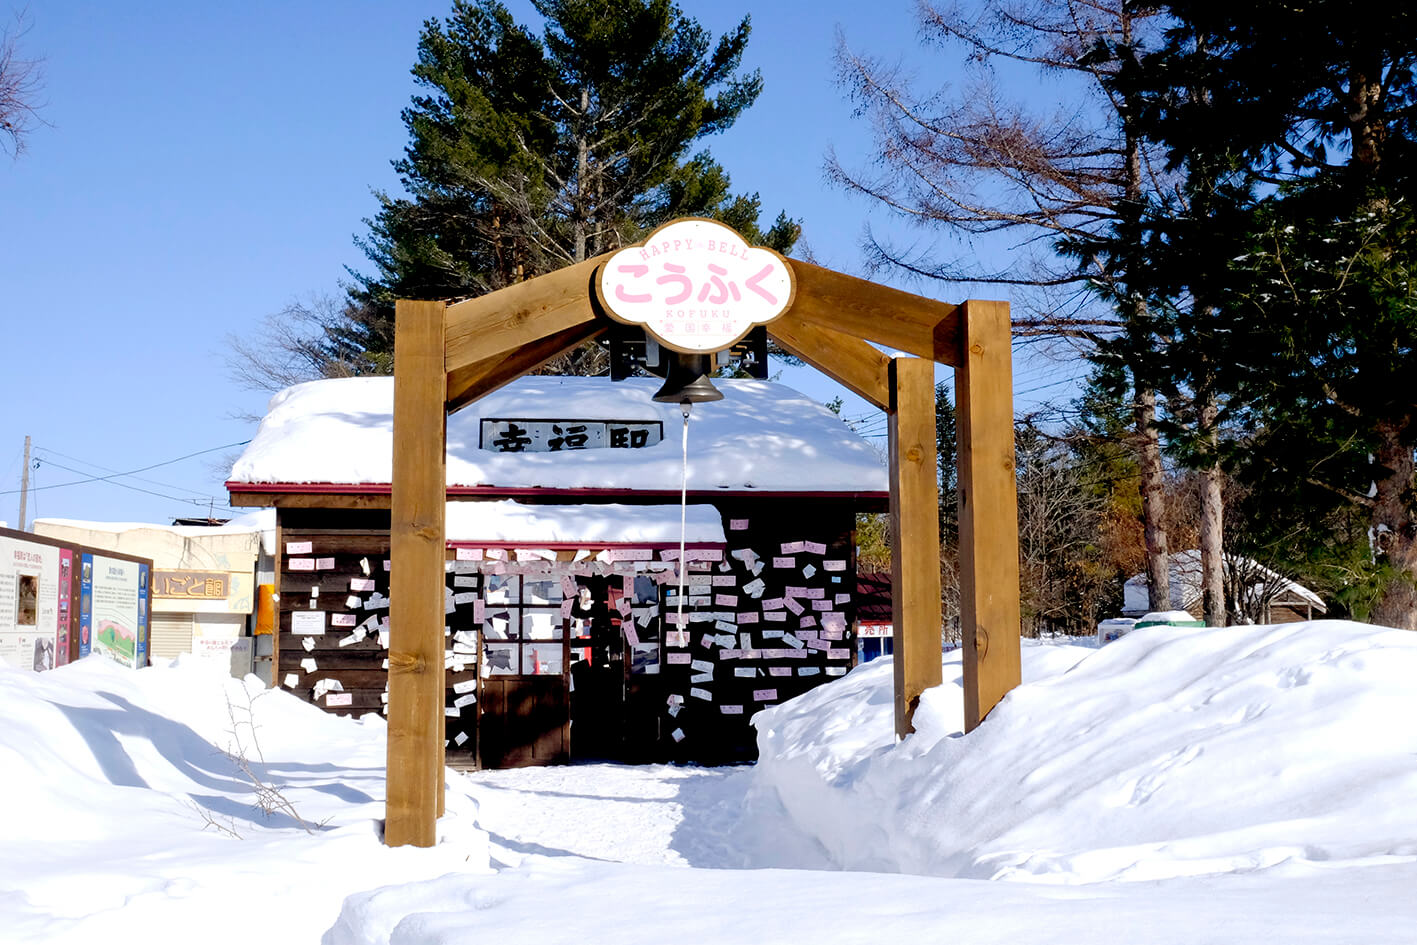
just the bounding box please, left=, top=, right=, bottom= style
left=955, top=299, right=1022, bottom=732
left=387, top=300, right=448, bottom=847
left=787, top=259, right=964, bottom=367
left=888, top=357, right=943, bottom=738
left=767, top=313, right=891, bottom=410
left=442, top=253, right=614, bottom=378
left=447, top=321, right=607, bottom=414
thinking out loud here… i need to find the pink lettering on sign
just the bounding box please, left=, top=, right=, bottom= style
left=596, top=219, right=794, bottom=354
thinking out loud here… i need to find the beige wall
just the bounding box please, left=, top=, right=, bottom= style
left=33, top=521, right=260, bottom=572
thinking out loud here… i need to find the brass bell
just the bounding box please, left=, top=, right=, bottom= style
left=652, top=352, right=723, bottom=404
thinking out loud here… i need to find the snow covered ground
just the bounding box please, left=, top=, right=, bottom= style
left=4, top=621, right=1416, bottom=944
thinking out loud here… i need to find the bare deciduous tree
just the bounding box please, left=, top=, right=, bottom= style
left=831, top=0, right=1183, bottom=613
left=1, top=11, right=44, bottom=158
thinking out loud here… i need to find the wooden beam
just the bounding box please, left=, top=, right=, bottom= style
left=888, top=356, right=943, bottom=737
left=386, top=299, right=448, bottom=848
left=768, top=313, right=891, bottom=410
left=787, top=259, right=963, bottom=367
left=447, top=321, right=608, bottom=414
left=227, top=492, right=392, bottom=510
left=443, top=253, right=615, bottom=376
left=955, top=299, right=1021, bottom=732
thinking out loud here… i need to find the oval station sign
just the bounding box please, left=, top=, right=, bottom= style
left=595, top=218, right=796, bottom=354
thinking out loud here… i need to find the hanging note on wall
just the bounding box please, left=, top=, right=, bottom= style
left=286, top=541, right=313, bottom=555
left=291, top=611, right=326, bottom=635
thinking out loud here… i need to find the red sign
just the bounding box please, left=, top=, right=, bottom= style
left=596, top=218, right=795, bottom=353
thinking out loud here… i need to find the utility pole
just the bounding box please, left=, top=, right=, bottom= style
left=18, top=435, right=30, bottom=532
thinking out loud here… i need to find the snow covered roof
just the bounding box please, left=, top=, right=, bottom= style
left=228, top=376, right=887, bottom=496
left=33, top=517, right=266, bottom=539
left=1122, top=550, right=1326, bottom=616
left=445, top=501, right=724, bottom=545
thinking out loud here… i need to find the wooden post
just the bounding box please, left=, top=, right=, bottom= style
left=888, top=356, right=943, bottom=738
left=386, top=299, right=447, bottom=848
left=955, top=299, right=1021, bottom=732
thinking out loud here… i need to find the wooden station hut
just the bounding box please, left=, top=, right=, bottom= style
left=226, top=374, right=888, bottom=767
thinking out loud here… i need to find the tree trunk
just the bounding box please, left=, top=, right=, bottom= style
left=573, top=87, right=589, bottom=264
left=1198, top=393, right=1225, bottom=625
left=1136, top=385, right=1170, bottom=611
left=1369, top=418, right=1417, bottom=629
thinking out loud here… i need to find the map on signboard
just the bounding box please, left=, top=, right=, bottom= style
left=595, top=218, right=795, bottom=353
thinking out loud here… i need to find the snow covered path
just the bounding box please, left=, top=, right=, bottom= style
left=455, top=763, right=760, bottom=869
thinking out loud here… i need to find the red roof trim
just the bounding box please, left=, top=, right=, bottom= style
left=225, top=480, right=888, bottom=501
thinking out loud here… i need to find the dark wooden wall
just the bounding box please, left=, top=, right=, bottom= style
left=274, top=498, right=860, bottom=768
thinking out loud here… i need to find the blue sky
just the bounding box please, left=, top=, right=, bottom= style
left=0, top=0, right=1087, bottom=526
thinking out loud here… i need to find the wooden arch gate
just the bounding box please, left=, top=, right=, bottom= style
left=386, top=240, right=1021, bottom=847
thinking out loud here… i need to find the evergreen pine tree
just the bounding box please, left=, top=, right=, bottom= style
left=340, top=0, right=797, bottom=374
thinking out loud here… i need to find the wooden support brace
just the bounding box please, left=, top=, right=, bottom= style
left=956, top=299, right=1022, bottom=732
left=386, top=299, right=448, bottom=847
left=443, top=253, right=614, bottom=377
left=888, top=356, right=943, bottom=737
left=447, top=320, right=608, bottom=414
left=768, top=313, right=891, bottom=410
left=787, top=259, right=963, bottom=367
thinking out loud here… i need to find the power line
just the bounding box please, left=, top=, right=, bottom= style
left=31, top=457, right=234, bottom=508
left=32, top=445, right=215, bottom=499
left=0, top=440, right=251, bottom=497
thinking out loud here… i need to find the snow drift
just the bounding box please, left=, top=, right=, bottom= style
left=748, top=620, right=1417, bottom=883
left=0, top=656, right=487, bottom=944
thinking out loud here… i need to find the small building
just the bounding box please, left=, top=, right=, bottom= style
left=33, top=518, right=265, bottom=676
left=854, top=571, right=895, bottom=662
left=227, top=375, right=888, bottom=767
left=1122, top=550, right=1327, bottom=624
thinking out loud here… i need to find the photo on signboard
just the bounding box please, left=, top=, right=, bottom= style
left=16, top=574, right=38, bottom=626
left=33, top=637, right=53, bottom=672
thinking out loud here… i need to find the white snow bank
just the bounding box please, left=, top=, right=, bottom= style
left=748, top=621, right=1417, bottom=883
left=324, top=851, right=1417, bottom=945
left=0, top=656, right=487, bottom=945
left=444, top=500, right=724, bottom=544
left=228, top=376, right=888, bottom=493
